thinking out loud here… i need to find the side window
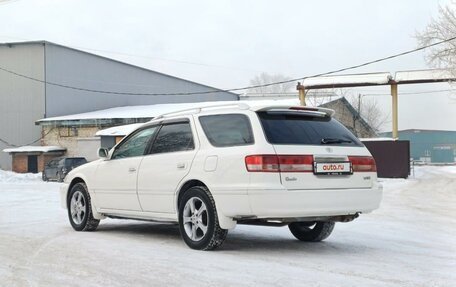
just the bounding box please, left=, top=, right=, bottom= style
left=112, top=126, right=158, bottom=159
left=199, top=114, right=254, bottom=147
left=47, top=160, right=57, bottom=167
left=150, top=122, right=194, bottom=154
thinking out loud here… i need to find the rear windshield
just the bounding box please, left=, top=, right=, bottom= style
left=67, top=158, right=87, bottom=166
left=257, top=111, right=363, bottom=146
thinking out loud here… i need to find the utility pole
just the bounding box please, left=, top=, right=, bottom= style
left=358, top=93, right=362, bottom=116
left=296, top=82, right=307, bottom=106
left=391, top=83, right=399, bottom=139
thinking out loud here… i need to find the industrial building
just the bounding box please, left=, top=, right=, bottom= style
left=0, top=41, right=238, bottom=171
left=381, top=129, right=456, bottom=163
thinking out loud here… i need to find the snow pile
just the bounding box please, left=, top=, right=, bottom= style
left=413, top=165, right=456, bottom=179
left=3, top=146, right=66, bottom=153
left=0, top=170, right=42, bottom=183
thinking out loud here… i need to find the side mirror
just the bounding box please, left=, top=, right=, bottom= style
left=98, top=148, right=109, bottom=159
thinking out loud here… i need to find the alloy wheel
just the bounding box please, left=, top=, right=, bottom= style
left=183, top=197, right=208, bottom=241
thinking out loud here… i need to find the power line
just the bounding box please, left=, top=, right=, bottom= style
left=0, top=128, right=54, bottom=148
left=1, top=36, right=456, bottom=96
left=71, top=45, right=263, bottom=73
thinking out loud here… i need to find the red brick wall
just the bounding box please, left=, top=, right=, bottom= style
left=12, top=154, right=28, bottom=173
left=11, top=154, right=62, bottom=173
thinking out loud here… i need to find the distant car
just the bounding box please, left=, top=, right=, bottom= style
left=60, top=103, right=382, bottom=250
left=43, top=157, right=87, bottom=182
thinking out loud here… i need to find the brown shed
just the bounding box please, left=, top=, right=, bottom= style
left=3, top=146, right=66, bottom=173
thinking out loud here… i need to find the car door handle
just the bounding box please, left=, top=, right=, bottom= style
left=128, top=167, right=136, bottom=173
left=177, top=163, right=186, bottom=169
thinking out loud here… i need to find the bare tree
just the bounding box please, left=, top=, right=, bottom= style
left=247, top=73, right=294, bottom=94
left=348, top=95, right=390, bottom=134
left=416, top=2, right=456, bottom=70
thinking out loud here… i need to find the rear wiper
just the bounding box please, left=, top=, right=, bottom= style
left=321, top=138, right=353, bottom=144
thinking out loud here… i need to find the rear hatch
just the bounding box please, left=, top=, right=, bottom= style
left=256, top=108, right=376, bottom=190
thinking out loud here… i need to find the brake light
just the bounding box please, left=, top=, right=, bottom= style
left=245, top=155, right=313, bottom=172
left=289, top=106, right=319, bottom=112
left=245, top=155, right=279, bottom=172
left=278, top=155, right=313, bottom=172
left=349, top=156, right=377, bottom=172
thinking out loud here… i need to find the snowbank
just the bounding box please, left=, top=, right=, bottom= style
left=0, top=170, right=42, bottom=183
left=412, top=165, right=456, bottom=179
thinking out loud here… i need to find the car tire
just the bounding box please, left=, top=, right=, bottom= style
left=178, top=186, right=228, bottom=250
left=67, top=182, right=100, bottom=232
left=288, top=221, right=335, bottom=242
left=42, top=173, right=48, bottom=182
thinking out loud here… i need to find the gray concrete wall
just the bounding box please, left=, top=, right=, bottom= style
left=0, top=43, right=45, bottom=170
left=45, top=43, right=238, bottom=117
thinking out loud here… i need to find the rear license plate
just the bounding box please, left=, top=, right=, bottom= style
left=314, top=162, right=352, bottom=175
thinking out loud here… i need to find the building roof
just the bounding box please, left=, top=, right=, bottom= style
left=3, top=146, right=66, bottom=154
left=383, top=129, right=456, bottom=133
left=36, top=99, right=302, bottom=125
left=0, top=40, right=239, bottom=99
left=320, top=97, right=377, bottom=136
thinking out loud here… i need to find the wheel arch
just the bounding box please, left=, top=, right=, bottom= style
left=176, top=179, right=207, bottom=211
left=67, top=176, right=105, bottom=220
left=175, top=179, right=236, bottom=230
left=67, top=177, right=86, bottom=206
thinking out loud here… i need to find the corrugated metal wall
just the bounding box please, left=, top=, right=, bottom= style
left=381, top=130, right=456, bottom=163
left=0, top=43, right=45, bottom=170
left=45, top=43, right=239, bottom=117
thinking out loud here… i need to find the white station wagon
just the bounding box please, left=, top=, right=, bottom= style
left=61, top=103, right=382, bottom=250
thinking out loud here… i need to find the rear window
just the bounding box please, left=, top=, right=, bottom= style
left=68, top=158, right=87, bottom=166
left=199, top=114, right=254, bottom=147
left=257, top=111, right=363, bottom=146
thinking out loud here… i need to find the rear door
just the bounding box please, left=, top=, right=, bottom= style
left=137, top=119, right=197, bottom=213
left=257, top=110, right=376, bottom=190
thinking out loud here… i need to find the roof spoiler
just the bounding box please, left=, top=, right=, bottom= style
left=253, top=105, right=335, bottom=117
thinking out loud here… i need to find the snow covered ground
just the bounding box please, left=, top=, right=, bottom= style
left=0, top=166, right=455, bottom=286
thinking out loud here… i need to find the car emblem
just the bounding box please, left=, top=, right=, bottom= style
left=326, top=147, right=333, bottom=153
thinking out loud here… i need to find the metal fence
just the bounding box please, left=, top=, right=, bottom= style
left=362, top=140, right=410, bottom=179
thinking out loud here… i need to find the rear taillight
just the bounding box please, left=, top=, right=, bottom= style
left=349, top=156, right=377, bottom=172
left=278, top=155, right=313, bottom=172
left=245, top=155, right=279, bottom=172
left=245, top=155, right=313, bottom=172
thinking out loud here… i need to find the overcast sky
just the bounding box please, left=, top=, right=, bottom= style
left=0, top=0, right=455, bottom=132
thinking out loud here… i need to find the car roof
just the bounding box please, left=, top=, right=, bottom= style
left=149, top=103, right=335, bottom=122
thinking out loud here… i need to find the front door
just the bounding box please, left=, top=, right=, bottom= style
left=137, top=120, right=197, bottom=213
left=27, top=155, right=38, bottom=173
left=92, top=125, right=158, bottom=211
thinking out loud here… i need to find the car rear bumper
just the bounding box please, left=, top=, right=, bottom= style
left=215, top=183, right=382, bottom=219
left=248, top=184, right=383, bottom=218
